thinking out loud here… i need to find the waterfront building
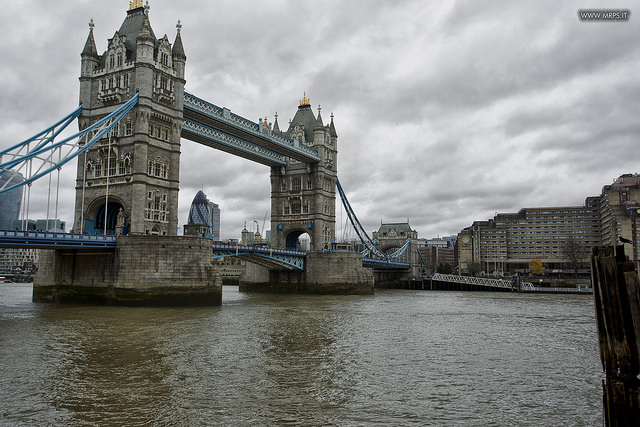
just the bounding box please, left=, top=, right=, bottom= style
left=457, top=201, right=600, bottom=275
left=457, top=173, right=640, bottom=275
left=417, top=236, right=456, bottom=272
left=0, top=172, right=24, bottom=230
left=1, top=218, right=65, bottom=274
left=598, top=174, right=640, bottom=270
left=240, top=222, right=268, bottom=246
left=0, top=247, right=38, bottom=274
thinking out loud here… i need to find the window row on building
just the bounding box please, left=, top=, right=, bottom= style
left=457, top=174, right=640, bottom=274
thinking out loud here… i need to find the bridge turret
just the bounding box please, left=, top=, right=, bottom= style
left=74, top=2, right=185, bottom=237
left=270, top=94, right=338, bottom=252
left=79, top=20, right=99, bottom=109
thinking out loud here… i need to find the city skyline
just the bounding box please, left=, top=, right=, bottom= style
left=1, top=1, right=638, bottom=241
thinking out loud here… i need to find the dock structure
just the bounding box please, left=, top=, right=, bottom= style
left=591, top=245, right=640, bottom=426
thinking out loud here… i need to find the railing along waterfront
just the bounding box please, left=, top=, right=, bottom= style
left=431, top=273, right=592, bottom=294
left=432, top=273, right=530, bottom=290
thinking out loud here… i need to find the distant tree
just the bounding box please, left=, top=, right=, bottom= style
left=468, top=262, right=482, bottom=276
left=436, top=263, right=452, bottom=274
left=531, top=258, right=545, bottom=275
left=562, top=236, right=589, bottom=276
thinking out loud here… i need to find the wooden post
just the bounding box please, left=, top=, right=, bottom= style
left=591, top=245, right=640, bottom=426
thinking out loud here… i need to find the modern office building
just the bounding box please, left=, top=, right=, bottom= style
left=457, top=201, right=600, bottom=275
left=0, top=172, right=24, bottom=230
left=0, top=247, right=38, bottom=274
left=417, top=236, right=456, bottom=272
left=457, top=173, right=640, bottom=275
left=184, top=190, right=220, bottom=240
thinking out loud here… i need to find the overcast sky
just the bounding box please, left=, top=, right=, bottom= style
left=1, top=1, right=638, bottom=241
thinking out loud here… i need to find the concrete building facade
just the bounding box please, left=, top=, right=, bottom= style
left=458, top=201, right=600, bottom=275
left=598, top=174, right=640, bottom=270
left=457, top=173, right=640, bottom=275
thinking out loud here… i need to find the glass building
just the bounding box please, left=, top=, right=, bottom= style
left=186, top=190, right=220, bottom=240
left=0, top=172, right=25, bottom=230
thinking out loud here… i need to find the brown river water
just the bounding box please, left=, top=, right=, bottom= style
left=0, top=283, right=602, bottom=426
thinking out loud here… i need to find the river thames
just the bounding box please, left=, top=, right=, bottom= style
left=0, top=282, right=602, bottom=426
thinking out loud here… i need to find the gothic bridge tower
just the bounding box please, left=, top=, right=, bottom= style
left=269, top=94, right=338, bottom=251
left=73, top=1, right=186, bottom=236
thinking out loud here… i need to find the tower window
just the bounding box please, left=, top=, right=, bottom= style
left=292, top=178, right=302, bottom=191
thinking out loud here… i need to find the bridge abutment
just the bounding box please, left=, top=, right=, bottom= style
left=239, top=251, right=374, bottom=294
left=33, top=236, right=221, bottom=306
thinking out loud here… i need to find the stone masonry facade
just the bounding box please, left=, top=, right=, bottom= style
left=73, top=3, right=185, bottom=236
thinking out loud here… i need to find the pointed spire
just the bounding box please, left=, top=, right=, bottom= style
left=172, top=20, right=186, bottom=60
left=273, top=112, right=280, bottom=133
left=329, top=112, right=338, bottom=137
left=137, top=11, right=154, bottom=41
left=315, top=105, right=324, bottom=129
left=82, top=19, right=99, bottom=57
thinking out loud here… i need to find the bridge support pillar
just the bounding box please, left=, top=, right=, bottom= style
left=372, top=270, right=413, bottom=289
left=239, top=251, right=374, bottom=294
left=33, top=236, right=221, bottom=306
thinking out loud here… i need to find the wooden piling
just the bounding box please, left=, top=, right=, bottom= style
left=591, top=245, right=640, bottom=426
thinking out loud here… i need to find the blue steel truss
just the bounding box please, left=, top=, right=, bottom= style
left=336, top=178, right=410, bottom=261
left=212, top=243, right=305, bottom=271
left=182, top=119, right=287, bottom=166
left=0, top=229, right=116, bottom=249
left=183, top=92, right=320, bottom=164
left=0, top=93, right=139, bottom=195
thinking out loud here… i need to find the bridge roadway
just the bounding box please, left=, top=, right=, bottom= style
left=182, top=93, right=321, bottom=166
left=0, top=230, right=413, bottom=273
left=0, top=229, right=116, bottom=249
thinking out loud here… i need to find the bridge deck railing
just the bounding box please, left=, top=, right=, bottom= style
left=211, top=242, right=306, bottom=257
left=0, top=229, right=117, bottom=242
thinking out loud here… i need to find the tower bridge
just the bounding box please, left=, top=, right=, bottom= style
left=0, top=2, right=420, bottom=305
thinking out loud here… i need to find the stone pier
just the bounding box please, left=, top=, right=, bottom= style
left=33, top=236, right=221, bottom=306
left=240, top=251, right=374, bottom=294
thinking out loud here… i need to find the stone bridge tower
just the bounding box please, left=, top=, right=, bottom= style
left=269, top=94, right=338, bottom=251
left=373, top=222, right=421, bottom=277
left=73, top=1, right=185, bottom=236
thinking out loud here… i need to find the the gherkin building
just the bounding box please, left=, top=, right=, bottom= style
left=187, top=190, right=220, bottom=240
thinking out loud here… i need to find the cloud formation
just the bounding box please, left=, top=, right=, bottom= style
left=1, top=0, right=638, bottom=241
